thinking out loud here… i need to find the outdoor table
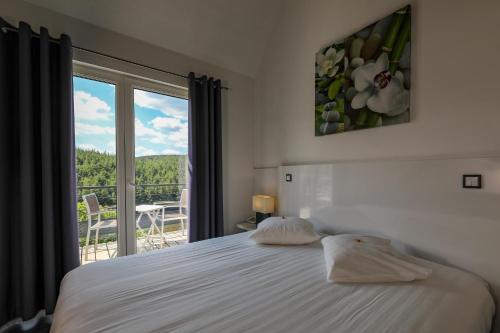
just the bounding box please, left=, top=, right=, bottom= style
left=136, top=204, right=165, bottom=246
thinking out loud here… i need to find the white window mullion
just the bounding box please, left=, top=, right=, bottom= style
left=123, top=77, right=137, bottom=255
left=115, top=74, right=128, bottom=257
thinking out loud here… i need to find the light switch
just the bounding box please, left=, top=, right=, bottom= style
left=463, top=174, right=482, bottom=189
left=285, top=173, right=292, bottom=182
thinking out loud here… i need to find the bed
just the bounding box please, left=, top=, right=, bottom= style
left=51, top=232, right=494, bottom=333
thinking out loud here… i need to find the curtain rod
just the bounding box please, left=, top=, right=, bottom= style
left=1, top=25, right=229, bottom=90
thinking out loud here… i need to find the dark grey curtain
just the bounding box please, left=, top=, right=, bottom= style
left=0, top=21, right=79, bottom=327
left=188, top=73, right=224, bottom=242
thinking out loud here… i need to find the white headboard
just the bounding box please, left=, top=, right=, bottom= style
left=278, top=157, right=500, bottom=330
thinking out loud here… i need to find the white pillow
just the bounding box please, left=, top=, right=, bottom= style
left=250, top=216, right=320, bottom=245
left=322, top=234, right=431, bottom=283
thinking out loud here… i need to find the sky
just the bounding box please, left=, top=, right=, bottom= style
left=74, top=76, right=188, bottom=157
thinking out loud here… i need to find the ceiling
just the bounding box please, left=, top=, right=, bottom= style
left=24, top=0, right=283, bottom=77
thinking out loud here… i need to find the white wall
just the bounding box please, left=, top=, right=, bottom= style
left=254, top=0, right=500, bottom=170
left=253, top=1, right=500, bottom=330
left=1, top=0, right=255, bottom=234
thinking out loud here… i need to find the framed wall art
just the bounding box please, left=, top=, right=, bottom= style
left=315, top=6, right=411, bottom=136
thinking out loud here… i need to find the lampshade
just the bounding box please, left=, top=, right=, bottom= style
left=252, top=195, right=275, bottom=214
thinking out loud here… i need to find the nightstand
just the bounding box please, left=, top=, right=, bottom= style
left=236, top=221, right=257, bottom=232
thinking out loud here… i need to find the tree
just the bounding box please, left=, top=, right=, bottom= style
left=76, top=148, right=187, bottom=219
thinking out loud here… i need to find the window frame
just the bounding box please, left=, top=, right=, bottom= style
left=73, top=61, right=189, bottom=257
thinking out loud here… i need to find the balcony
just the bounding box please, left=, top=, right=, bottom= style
left=77, top=183, right=188, bottom=265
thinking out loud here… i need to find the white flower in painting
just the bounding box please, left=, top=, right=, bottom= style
left=316, top=47, right=345, bottom=77
left=350, top=53, right=409, bottom=116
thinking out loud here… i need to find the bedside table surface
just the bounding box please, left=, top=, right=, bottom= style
left=236, top=221, right=257, bottom=231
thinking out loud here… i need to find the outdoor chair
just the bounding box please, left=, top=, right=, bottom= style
left=161, top=189, right=188, bottom=237
left=82, top=193, right=117, bottom=261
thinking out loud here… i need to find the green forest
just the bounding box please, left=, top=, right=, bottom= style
left=76, top=148, right=187, bottom=221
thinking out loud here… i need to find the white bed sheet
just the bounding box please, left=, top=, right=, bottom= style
left=51, top=232, right=495, bottom=333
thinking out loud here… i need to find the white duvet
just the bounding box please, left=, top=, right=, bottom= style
left=51, top=232, right=494, bottom=333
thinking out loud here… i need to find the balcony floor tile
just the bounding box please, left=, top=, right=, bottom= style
left=79, top=230, right=187, bottom=265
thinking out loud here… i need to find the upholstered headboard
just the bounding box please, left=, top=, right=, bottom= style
left=277, top=157, right=500, bottom=331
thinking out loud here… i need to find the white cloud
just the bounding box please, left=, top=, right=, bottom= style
left=138, top=115, right=188, bottom=153
left=168, top=128, right=188, bottom=148
left=74, top=90, right=112, bottom=120
left=135, top=146, right=157, bottom=157
left=106, top=140, right=116, bottom=153
left=76, top=122, right=115, bottom=135
left=135, top=118, right=167, bottom=144
left=162, top=148, right=182, bottom=155
left=150, top=116, right=188, bottom=148
left=77, top=143, right=102, bottom=151
left=151, top=117, right=185, bottom=130
left=134, top=90, right=187, bottom=120
left=76, top=143, right=116, bottom=154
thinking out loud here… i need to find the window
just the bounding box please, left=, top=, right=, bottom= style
left=73, top=63, right=189, bottom=265
left=74, top=76, right=119, bottom=263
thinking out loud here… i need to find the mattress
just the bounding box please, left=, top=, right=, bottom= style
left=51, top=232, right=495, bottom=333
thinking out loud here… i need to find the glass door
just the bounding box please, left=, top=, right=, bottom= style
left=74, top=63, right=189, bottom=262
left=131, top=87, right=189, bottom=253
left=73, top=74, right=122, bottom=265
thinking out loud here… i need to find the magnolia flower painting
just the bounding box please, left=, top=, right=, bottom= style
left=315, top=6, right=411, bottom=136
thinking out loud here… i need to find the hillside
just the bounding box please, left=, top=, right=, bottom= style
left=76, top=148, right=187, bottom=206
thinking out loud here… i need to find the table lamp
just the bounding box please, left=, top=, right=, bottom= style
left=252, top=195, right=275, bottom=223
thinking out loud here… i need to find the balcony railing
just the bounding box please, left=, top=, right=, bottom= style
left=77, top=183, right=187, bottom=222
left=77, top=183, right=188, bottom=263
